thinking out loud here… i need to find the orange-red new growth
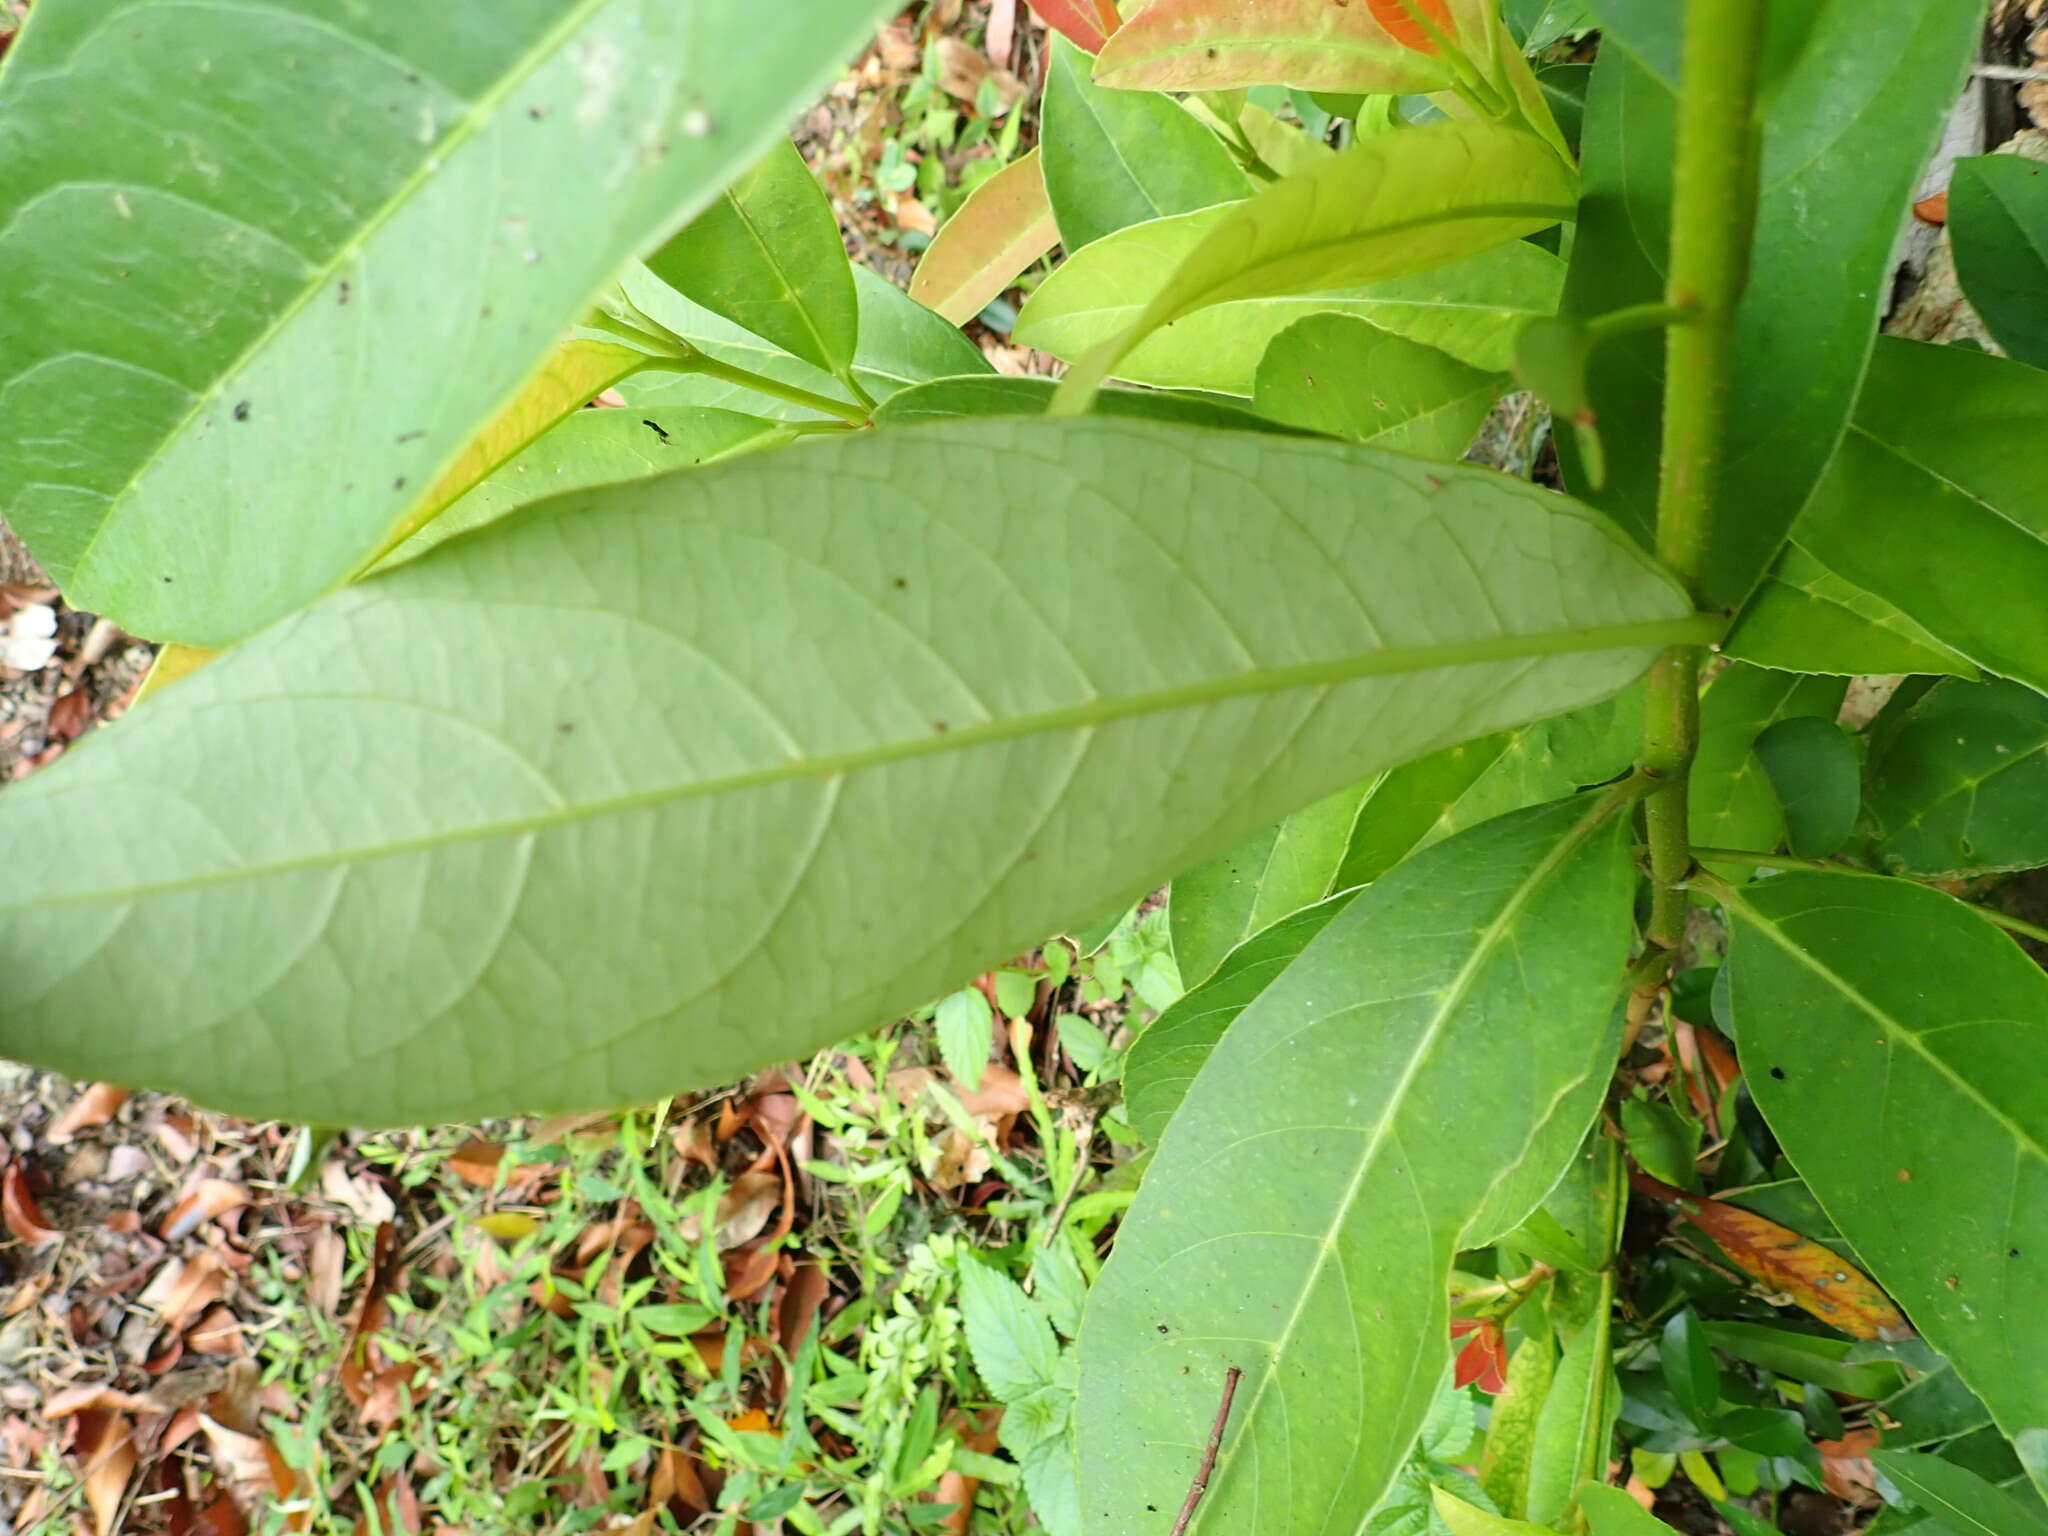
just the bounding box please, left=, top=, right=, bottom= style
left=1449, top=1318, right=1508, bottom=1393
left=1369, top=0, right=1454, bottom=52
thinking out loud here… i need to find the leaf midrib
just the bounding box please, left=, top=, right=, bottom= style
left=12, top=615, right=1709, bottom=916
left=66, top=0, right=617, bottom=588
left=1726, top=886, right=2048, bottom=1166
left=1190, top=791, right=1620, bottom=1534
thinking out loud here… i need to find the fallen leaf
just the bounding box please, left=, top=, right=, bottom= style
left=893, top=194, right=938, bottom=237
left=48, top=1084, right=130, bottom=1143
left=75, top=1409, right=137, bottom=1536
left=1818, top=1425, right=1881, bottom=1505
left=475, top=1211, right=542, bottom=1244
left=934, top=36, right=1025, bottom=112
left=446, top=1139, right=506, bottom=1188
left=43, top=1383, right=160, bottom=1418
left=187, top=1305, right=246, bottom=1356
left=2, top=1163, right=61, bottom=1247
left=936, top=1407, right=1003, bottom=1535
left=727, top=1407, right=779, bottom=1436
left=320, top=1162, right=396, bottom=1226
left=1912, top=190, right=1949, bottom=226
left=987, top=0, right=1017, bottom=66
left=141, top=1253, right=231, bottom=1330
left=678, top=1172, right=782, bottom=1251
left=161, top=1178, right=249, bottom=1240
left=650, top=1446, right=711, bottom=1515
left=1631, top=1170, right=1910, bottom=1339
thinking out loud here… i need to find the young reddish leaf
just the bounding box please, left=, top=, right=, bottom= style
left=1630, top=1171, right=1909, bottom=1339
left=1450, top=1318, right=1510, bottom=1393
left=1025, top=0, right=1121, bottom=54
left=1094, top=0, right=1456, bottom=93
left=910, top=151, right=1060, bottom=327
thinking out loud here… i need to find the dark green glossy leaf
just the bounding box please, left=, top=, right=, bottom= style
left=1041, top=36, right=1249, bottom=251
left=645, top=138, right=860, bottom=383
left=1725, top=543, right=1980, bottom=679
left=1077, top=797, right=1637, bottom=1536
left=1948, top=155, right=2048, bottom=370
left=1660, top=1309, right=1721, bottom=1427
left=1701, top=1323, right=1906, bottom=1401
left=1170, top=782, right=1370, bottom=986
left=0, top=418, right=1699, bottom=1125
left=1254, top=315, right=1506, bottom=459
left=1751, top=715, right=1859, bottom=859
left=1793, top=339, right=2048, bottom=697
left=1125, top=891, right=1356, bottom=1142
left=1690, top=666, right=1846, bottom=869
left=0, top=0, right=896, bottom=645
left=1864, top=678, right=2048, bottom=879
left=1723, top=871, right=2048, bottom=1496
left=1559, top=5, right=1982, bottom=602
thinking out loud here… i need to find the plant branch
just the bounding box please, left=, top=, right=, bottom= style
left=1169, top=1366, right=1243, bottom=1536
left=588, top=295, right=872, bottom=426
left=1637, top=0, right=1767, bottom=958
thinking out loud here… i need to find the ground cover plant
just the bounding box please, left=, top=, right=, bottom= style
left=4, top=0, right=2048, bottom=1533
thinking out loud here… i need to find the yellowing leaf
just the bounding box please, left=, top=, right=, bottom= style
left=1050, top=118, right=1575, bottom=408
left=1095, top=0, right=1456, bottom=94
left=1629, top=1170, right=1907, bottom=1340
left=1431, top=1486, right=1558, bottom=1536
left=911, top=152, right=1060, bottom=326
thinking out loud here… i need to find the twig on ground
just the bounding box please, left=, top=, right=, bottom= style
left=1168, top=1365, right=1243, bottom=1536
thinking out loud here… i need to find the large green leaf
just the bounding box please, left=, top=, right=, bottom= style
left=1864, top=678, right=2048, bottom=879
left=644, top=138, right=860, bottom=386
left=1722, top=871, right=2048, bottom=1497
left=1724, top=542, right=1980, bottom=680
left=1017, top=207, right=1564, bottom=389
left=1874, top=1449, right=2048, bottom=1536
left=0, top=0, right=894, bottom=645
left=624, top=264, right=990, bottom=419
left=1253, top=315, right=1505, bottom=458
left=1948, top=155, right=2048, bottom=371
left=1558, top=5, right=1981, bottom=601
left=0, top=418, right=1700, bottom=1125
left=1076, top=795, right=1637, bottom=1536
left=1048, top=119, right=1577, bottom=404
left=1041, top=36, right=1249, bottom=251
left=1169, top=781, right=1370, bottom=987
left=1125, top=891, right=1356, bottom=1143
left=1792, top=340, right=2048, bottom=698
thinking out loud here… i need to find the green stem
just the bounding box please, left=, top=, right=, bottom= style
left=1586, top=302, right=1691, bottom=348
left=677, top=351, right=872, bottom=425
left=1637, top=0, right=1767, bottom=958
left=1685, top=847, right=1844, bottom=874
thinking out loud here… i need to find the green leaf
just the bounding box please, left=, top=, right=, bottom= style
left=959, top=1257, right=1061, bottom=1404
left=0, top=418, right=1699, bottom=1125
left=871, top=374, right=1298, bottom=435
left=1658, top=1311, right=1719, bottom=1428
left=1041, top=37, right=1249, bottom=251
left=1523, top=1279, right=1618, bottom=1529
left=1430, top=1487, right=1556, bottom=1536
left=0, top=0, right=895, bottom=646
left=1481, top=1333, right=1559, bottom=1520
left=936, top=988, right=996, bottom=1092
left=1948, top=155, right=2048, bottom=371
left=1722, top=871, right=2048, bottom=1497
left=1254, top=315, right=1506, bottom=458
left=1874, top=1450, right=2048, bottom=1536
left=1091, top=0, right=1456, bottom=96
left=1076, top=795, right=1639, bottom=1536
left=382, top=407, right=791, bottom=567
left=1724, top=543, right=1980, bottom=680
left=908, top=150, right=1060, bottom=328
left=1558, top=5, right=1983, bottom=603
left=1688, top=665, right=1846, bottom=871
left=627, top=264, right=989, bottom=420
left=1126, top=891, right=1357, bottom=1142
left=645, top=138, right=860, bottom=385
left=1170, top=781, right=1371, bottom=986
left=1699, top=1323, right=1905, bottom=1402
left=1337, top=691, right=1643, bottom=893
left=1622, top=1095, right=1700, bottom=1192
left=1049, top=119, right=1578, bottom=404
left=1020, top=1432, right=1084, bottom=1536
left=1750, top=716, right=1859, bottom=860
left=1791, top=339, right=2048, bottom=698
left=1018, top=209, right=1564, bottom=390
left=1863, top=678, right=2048, bottom=879
left=1577, top=1483, right=1670, bottom=1536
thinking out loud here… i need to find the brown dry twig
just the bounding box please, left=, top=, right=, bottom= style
left=1168, top=1365, right=1242, bottom=1536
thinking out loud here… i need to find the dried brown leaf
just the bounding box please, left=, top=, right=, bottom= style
left=48, top=1084, right=130, bottom=1143
left=161, top=1178, right=249, bottom=1240
left=2, top=1162, right=61, bottom=1246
